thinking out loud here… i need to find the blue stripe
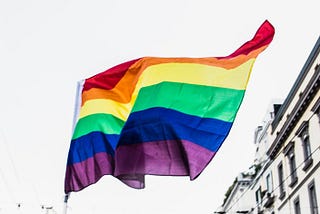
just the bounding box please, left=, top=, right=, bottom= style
left=67, top=107, right=233, bottom=165
left=118, top=107, right=233, bottom=152
left=67, top=132, right=119, bottom=165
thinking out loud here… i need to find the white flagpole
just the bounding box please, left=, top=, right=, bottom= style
left=63, top=193, right=70, bottom=214
left=63, top=80, right=85, bottom=214
left=71, top=80, right=85, bottom=132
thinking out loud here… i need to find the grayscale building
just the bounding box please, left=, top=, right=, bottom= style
left=216, top=36, right=320, bottom=214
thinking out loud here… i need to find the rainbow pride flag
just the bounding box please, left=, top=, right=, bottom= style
left=65, top=20, right=274, bottom=193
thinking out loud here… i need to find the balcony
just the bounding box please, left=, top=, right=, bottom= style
left=263, top=193, right=275, bottom=208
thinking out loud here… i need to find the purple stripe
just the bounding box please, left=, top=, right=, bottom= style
left=114, top=140, right=215, bottom=189
left=64, top=152, right=114, bottom=193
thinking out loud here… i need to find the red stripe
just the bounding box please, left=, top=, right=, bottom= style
left=81, top=21, right=274, bottom=93
left=225, top=20, right=275, bottom=58
left=83, top=58, right=141, bottom=92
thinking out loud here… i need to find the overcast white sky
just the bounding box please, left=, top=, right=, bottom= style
left=0, top=0, right=319, bottom=213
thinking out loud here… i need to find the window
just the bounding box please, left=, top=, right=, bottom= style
left=288, top=151, right=298, bottom=186
left=256, top=186, right=262, bottom=205
left=266, top=173, right=273, bottom=193
left=296, top=121, right=313, bottom=171
left=308, top=181, right=319, bottom=214
left=278, top=162, right=285, bottom=200
left=264, top=174, right=275, bottom=208
left=302, top=129, right=312, bottom=159
left=288, top=152, right=298, bottom=187
left=294, top=197, right=301, bottom=214
left=283, top=141, right=298, bottom=187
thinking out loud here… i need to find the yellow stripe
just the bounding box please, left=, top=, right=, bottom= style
left=137, top=58, right=255, bottom=90
left=81, top=52, right=262, bottom=105
left=79, top=99, right=131, bottom=120
left=80, top=59, right=255, bottom=119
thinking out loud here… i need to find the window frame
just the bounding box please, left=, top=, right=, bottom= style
left=278, top=161, right=286, bottom=200
left=283, top=141, right=298, bottom=187
left=294, top=196, right=301, bottom=214
left=308, top=180, right=319, bottom=214
left=296, top=121, right=313, bottom=171
left=255, top=186, right=262, bottom=205
left=266, top=172, right=273, bottom=193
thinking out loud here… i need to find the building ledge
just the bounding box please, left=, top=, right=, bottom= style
left=278, top=191, right=286, bottom=200
left=289, top=176, right=298, bottom=188
left=303, top=158, right=313, bottom=171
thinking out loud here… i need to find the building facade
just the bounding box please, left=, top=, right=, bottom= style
left=216, top=37, right=320, bottom=214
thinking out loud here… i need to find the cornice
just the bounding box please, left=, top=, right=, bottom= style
left=271, top=37, right=320, bottom=132
left=267, top=65, right=320, bottom=159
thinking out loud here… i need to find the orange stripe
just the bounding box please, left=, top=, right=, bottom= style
left=81, top=45, right=268, bottom=105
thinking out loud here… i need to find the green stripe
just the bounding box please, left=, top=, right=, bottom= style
left=132, top=82, right=245, bottom=122
left=72, top=113, right=124, bottom=139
